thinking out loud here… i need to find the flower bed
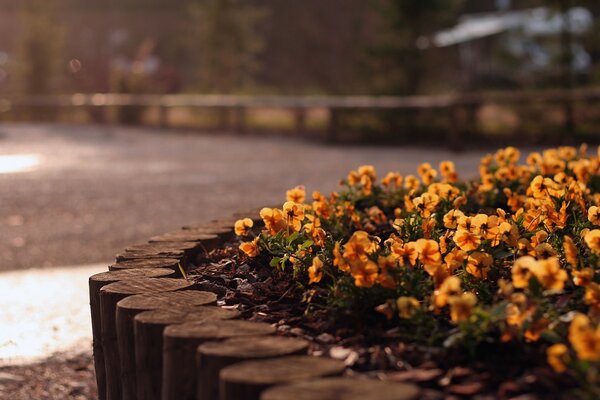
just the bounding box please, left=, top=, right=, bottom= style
left=221, top=146, right=600, bottom=398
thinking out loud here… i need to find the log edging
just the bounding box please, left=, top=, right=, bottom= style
left=89, top=214, right=421, bottom=400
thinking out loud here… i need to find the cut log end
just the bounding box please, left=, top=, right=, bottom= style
left=117, top=290, right=217, bottom=311
left=198, top=336, right=309, bottom=359
left=108, top=258, right=181, bottom=271
left=164, top=319, right=275, bottom=340
left=220, top=355, right=345, bottom=386
left=260, top=377, right=421, bottom=400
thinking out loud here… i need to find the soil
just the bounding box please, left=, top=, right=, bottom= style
left=188, top=240, right=579, bottom=400
left=0, top=352, right=97, bottom=400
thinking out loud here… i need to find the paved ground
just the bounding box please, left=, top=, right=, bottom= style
left=0, top=123, right=485, bottom=272
left=0, top=123, right=488, bottom=384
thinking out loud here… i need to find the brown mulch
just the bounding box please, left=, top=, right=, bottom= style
left=188, top=241, right=578, bottom=400
left=0, top=352, right=97, bottom=400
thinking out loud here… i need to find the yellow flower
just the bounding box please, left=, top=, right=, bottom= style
left=234, top=218, right=254, bottom=236
left=453, top=229, right=481, bottom=251
left=546, top=344, right=570, bottom=373
left=260, top=207, right=287, bottom=235
left=308, top=257, right=323, bottom=284
left=286, top=185, right=306, bottom=203
left=239, top=237, right=260, bottom=257
left=415, top=238, right=441, bottom=267
left=465, top=252, right=493, bottom=279
left=397, top=297, right=420, bottom=319
left=584, top=229, right=600, bottom=255
left=282, top=201, right=305, bottom=232
left=448, top=292, right=477, bottom=322
left=569, top=314, right=600, bottom=361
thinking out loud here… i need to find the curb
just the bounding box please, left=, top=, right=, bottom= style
left=89, top=213, right=420, bottom=400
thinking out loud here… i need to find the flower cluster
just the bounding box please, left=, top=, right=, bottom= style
left=236, top=146, right=600, bottom=382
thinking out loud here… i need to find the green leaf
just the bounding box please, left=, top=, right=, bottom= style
left=287, top=232, right=299, bottom=244
left=300, top=240, right=314, bottom=249
left=269, top=257, right=281, bottom=268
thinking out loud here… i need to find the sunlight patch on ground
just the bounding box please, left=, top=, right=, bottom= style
left=0, top=263, right=108, bottom=366
left=0, top=154, right=41, bottom=174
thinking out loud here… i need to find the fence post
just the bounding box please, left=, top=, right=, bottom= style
left=327, top=108, right=340, bottom=143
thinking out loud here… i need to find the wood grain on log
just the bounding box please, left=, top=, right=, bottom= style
left=197, top=336, right=309, bottom=400
left=162, top=320, right=275, bottom=400
left=219, top=356, right=346, bottom=400
left=89, top=268, right=175, bottom=400
left=116, top=242, right=199, bottom=262
left=108, top=258, right=181, bottom=272
left=134, top=307, right=240, bottom=400
left=148, top=231, right=219, bottom=246
left=116, top=291, right=217, bottom=400
left=181, top=225, right=234, bottom=241
left=99, top=278, right=192, bottom=400
left=260, top=377, right=420, bottom=400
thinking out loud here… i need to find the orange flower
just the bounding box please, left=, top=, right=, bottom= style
left=286, top=185, right=306, bottom=203
left=453, top=229, right=480, bottom=251
left=397, top=297, right=420, bottom=319
left=439, top=160, right=458, bottom=182
left=377, top=255, right=398, bottom=289
left=512, top=256, right=536, bottom=288
left=391, top=241, right=418, bottom=267
left=584, top=282, right=600, bottom=315
left=569, top=314, right=600, bottom=361
left=448, top=292, right=477, bottom=322
left=466, top=252, right=493, bottom=279
left=382, top=171, right=403, bottom=188
left=282, top=201, right=305, bottom=232
left=234, top=218, right=254, bottom=236
left=415, top=238, right=441, bottom=267
left=444, top=248, right=466, bottom=273
left=308, top=257, right=323, bottom=284
left=433, top=276, right=461, bottom=309
left=343, top=231, right=379, bottom=263
left=588, top=206, right=600, bottom=225
left=239, top=237, right=260, bottom=257
left=333, top=242, right=349, bottom=273
left=443, top=209, right=465, bottom=229
left=573, top=268, right=593, bottom=287
left=528, top=257, right=568, bottom=291
left=529, top=175, right=556, bottom=198
left=546, top=344, right=570, bottom=373
left=260, top=207, right=287, bottom=235
left=584, top=229, right=600, bottom=255
left=563, top=236, right=578, bottom=267
left=351, top=259, right=379, bottom=288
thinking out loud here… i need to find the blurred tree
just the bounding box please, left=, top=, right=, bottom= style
left=369, top=0, right=465, bottom=95
left=184, top=0, right=266, bottom=93
left=17, top=1, right=65, bottom=94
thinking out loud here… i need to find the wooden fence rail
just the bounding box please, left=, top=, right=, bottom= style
left=3, top=88, right=600, bottom=148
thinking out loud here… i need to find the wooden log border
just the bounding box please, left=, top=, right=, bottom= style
left=89, top=214, right=420, bottom=400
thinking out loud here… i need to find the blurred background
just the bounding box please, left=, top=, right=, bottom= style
left=1, top=1, right=600, bottom=391
left=1, top=0, right=600, bottom=143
